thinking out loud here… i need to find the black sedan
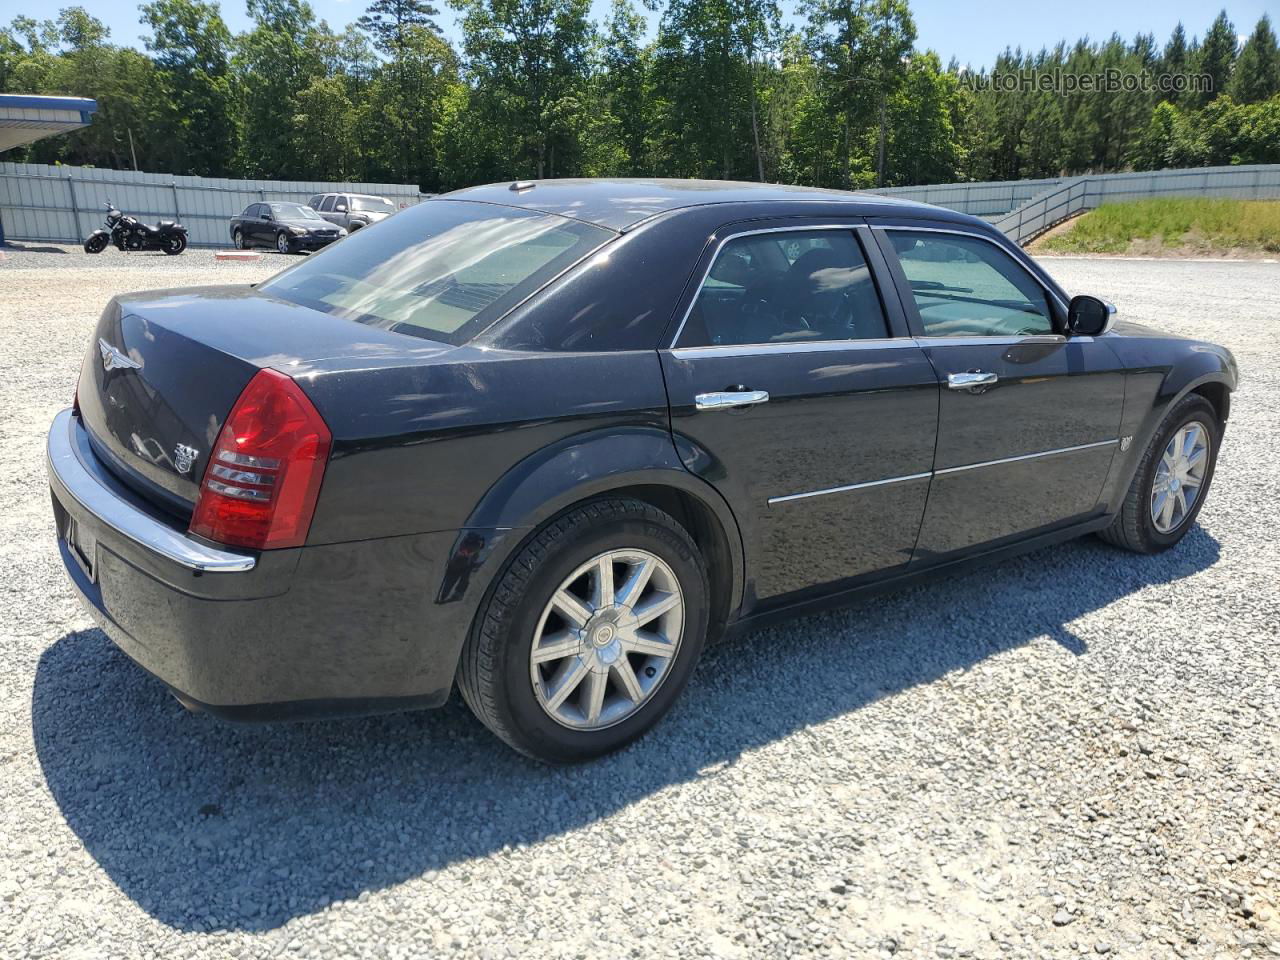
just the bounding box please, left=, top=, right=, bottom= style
left=229, top=201, right=345, bottom=254
left=48, top=179, right=1237, bottom=762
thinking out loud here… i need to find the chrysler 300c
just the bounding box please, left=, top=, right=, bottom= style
left=47, top=179, right=1237, bottom=762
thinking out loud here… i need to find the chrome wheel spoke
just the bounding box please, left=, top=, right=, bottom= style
left=625, top=629, right=677, bottom=659
left=544, top=657, right=589, bottom=711
left=632, top=590, right=680, bottom=626
left=551, top=589, right=593, bottom=629
left=1151, top=488, right=1168, bottom=519
left=581, top=670, right=608, bottom=725
left=592, top=555, right=616, bottom=609
left=615, top=556, right=655, bottom=609
left=531, top=630, right=582, bottom=665
left=612, top=659, right=644, bottom=702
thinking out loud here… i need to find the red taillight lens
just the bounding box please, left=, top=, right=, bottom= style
left=189, top=369, right=332, bottom=550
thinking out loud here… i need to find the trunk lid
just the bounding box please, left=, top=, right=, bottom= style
left=77, top=284, right=450, bottom=513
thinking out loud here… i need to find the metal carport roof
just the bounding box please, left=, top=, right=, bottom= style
left=0, top=94, right=98, bottom=153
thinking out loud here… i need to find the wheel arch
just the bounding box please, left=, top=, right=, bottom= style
left=436, top=426, right=745, bottom=638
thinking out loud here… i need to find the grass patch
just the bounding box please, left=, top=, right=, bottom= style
left=1039, top=197, right=1280, bottom=255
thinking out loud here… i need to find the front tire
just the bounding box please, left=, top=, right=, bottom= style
left=1099, top=394, right=1221, bottom=553
left=83, top=235, right=107, bottom=254
left=276, top=232, right=293, bottom=254
left=458, top=498, right=710, bottom=763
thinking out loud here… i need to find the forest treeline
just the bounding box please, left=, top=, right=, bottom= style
left=2, top=0, right=1278, bottom=192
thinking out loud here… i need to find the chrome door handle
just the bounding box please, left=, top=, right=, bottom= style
left=947, top=371, right=999, bottom=392
left=695, top=390, right=770, bottom=411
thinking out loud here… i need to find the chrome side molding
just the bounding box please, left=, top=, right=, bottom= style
left=933, top=438, right=1119, bottom=476
left=768, top=438, right=1119, bottom=506
left=768, top=472, right=931, bottom=506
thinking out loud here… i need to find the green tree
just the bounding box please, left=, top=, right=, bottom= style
left=140, top=0, right=238, bottom=175
left=1160, top=22, right=1189, bottom=103
left=234, top=0, right=331, bottom=177
left=1228, top=15, right=1280, bottom=104
left=452, top=0, right=594, bottom=179
left=885, top=50, right=960, bottom=184
left=358, top=0, right=447, bottom=182
left=1192, top=10, right=1237, bottom=106
left=800, top=0, right=915, bottom=187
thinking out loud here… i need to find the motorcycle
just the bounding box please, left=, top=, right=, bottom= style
left=83, top=201, right=188, bottom=255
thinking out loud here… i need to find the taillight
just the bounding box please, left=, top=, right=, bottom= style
left=189, top=369, right=332, bottom=550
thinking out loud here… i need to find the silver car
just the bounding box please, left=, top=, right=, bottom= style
left=306, top=192, right=398, bottom=232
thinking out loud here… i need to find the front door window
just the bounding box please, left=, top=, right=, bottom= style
left=888, top=232, right=1053, bottom=338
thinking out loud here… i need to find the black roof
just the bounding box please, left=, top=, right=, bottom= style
left=440, top=178, right=971, bottom=232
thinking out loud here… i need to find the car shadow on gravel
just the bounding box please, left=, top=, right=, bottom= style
left=31, top=528, right=1219, bottom=932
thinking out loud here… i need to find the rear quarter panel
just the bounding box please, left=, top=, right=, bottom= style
left=297, top=348, right=673, bottom=545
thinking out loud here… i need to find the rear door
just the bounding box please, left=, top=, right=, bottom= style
left=660, top=220, right=940, bottom=606
left=247, top=203, right=270, bottom=244
left=872, top=222, right=1126, bottom=559
left=318, top=194, right=338, bottom=225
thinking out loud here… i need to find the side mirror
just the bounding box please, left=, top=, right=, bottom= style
left=335, top=204, right=347, bottom=213
left=1066, top=295, right=1116, bottom=336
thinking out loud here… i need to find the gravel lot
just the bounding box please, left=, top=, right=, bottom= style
left=1, top=244, right=1277, bottom=959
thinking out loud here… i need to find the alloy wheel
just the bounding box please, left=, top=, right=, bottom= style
left=1150, top=422, right=1210, bottom=534
left=277, top=233, right=290, bottom=254
left=529, top=549, right=684, bottom=730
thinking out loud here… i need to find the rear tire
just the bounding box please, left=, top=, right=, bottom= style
left=163, top=234, right=186, bottom=255
left=458, top=498, right=710, bottom=763
left=1099, top=394, right=1220, bottom=553
left=232, top=228, right=246, bottom=250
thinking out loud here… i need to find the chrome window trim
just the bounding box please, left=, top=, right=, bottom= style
left=671, top=337, right=923, bottom=361
left=666, top=222, right=885, bottom=350
left=47, top=409, right=256, bottom=574
left=768, top=472, right=931, bottom=506
left=913, top=334, right=1094, bottom=347
left=767, top=438, right=1118, bottom=505
left=933, top=438, right=1118, bottom=476
left=878, top=224, right=1070, bottom=315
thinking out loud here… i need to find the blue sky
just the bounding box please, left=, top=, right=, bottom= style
left=2, top=0, right=1272, bottom=70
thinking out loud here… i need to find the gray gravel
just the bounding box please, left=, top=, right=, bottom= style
left=1, top=248, right=1278, bottom=959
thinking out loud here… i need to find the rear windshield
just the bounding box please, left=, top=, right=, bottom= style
left=258, top=200, right=613, bottom=345
left=352, top=196, right=396, bottom=213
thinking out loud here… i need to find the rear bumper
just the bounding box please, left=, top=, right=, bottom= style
left=47, top=408, right=462, bottom=719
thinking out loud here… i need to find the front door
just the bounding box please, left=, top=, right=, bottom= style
left=873, top=224, right=1127, bottom=560
left=660, top=222, right=940, bottom=607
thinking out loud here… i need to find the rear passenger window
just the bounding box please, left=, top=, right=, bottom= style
left=678, top=231, right=887, bottom=348
left=319, top=195, right=336, bottom=212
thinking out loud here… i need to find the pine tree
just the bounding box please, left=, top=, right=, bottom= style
left=1192, top=10, right=1237, bottom=106
left=1160, top=23, right=1188, bottom=103
left=1228, top=15, right=1280, bottom=104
